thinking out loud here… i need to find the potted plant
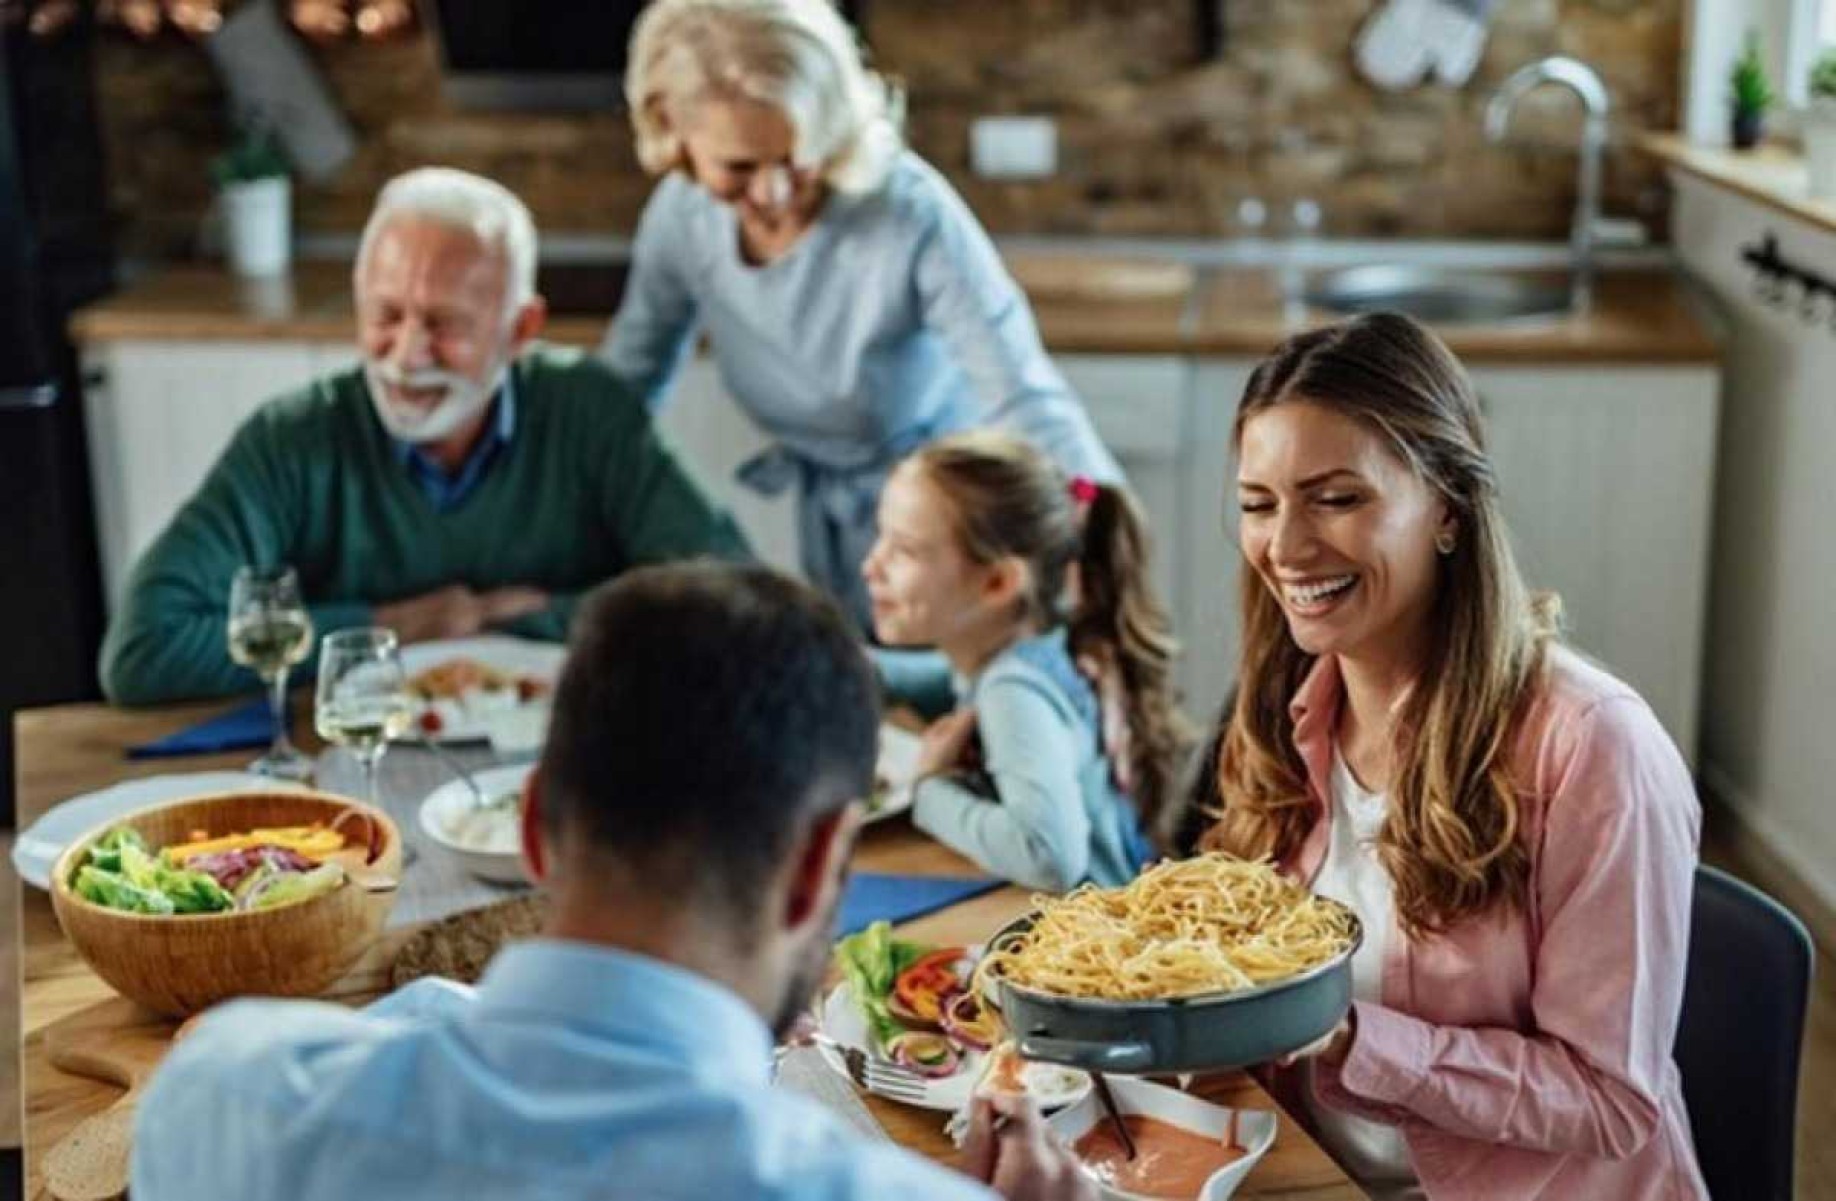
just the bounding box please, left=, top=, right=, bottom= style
left=1806, top=50, right=1836, bottom=200
left=212, top=122, right=292, bottom=278
left=1730, top=32, right=1775, bottom=149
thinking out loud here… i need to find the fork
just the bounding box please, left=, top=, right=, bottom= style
left=807, top=1031, right=930, bottom=1103
left=415, top=735, right=490, bottom=808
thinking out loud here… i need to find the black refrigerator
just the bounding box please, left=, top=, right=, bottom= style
left=1, top=16, right=112, bottom=831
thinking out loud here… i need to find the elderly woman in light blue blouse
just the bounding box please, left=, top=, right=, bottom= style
left=601, top=0, right=1121, bottom=625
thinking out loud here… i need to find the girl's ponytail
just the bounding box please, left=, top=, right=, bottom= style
left=1068, top=481, right=1194, bottom=850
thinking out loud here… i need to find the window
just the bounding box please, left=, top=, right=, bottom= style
left=1787, top=0, right=1836, bottom=106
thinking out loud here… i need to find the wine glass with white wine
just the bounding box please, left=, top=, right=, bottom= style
left=228, top=565, right=315, bottom=780
left=314, top=628, right=414, bottom=809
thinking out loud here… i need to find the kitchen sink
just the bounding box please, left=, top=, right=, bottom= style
left=1303, top=265, right=1572, bottom=325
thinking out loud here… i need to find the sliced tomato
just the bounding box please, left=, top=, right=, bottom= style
left=418, top=709, right=444, bottom=735
left=893, top=947, right=968, bottom=1025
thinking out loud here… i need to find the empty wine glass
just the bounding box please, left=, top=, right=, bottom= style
left=227, top=565, right=315, bottom=780
left=314, top=628, right=413, bottom=809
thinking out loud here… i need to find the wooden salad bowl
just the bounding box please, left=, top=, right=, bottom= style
left=50, top=789, right=402, bottom=1018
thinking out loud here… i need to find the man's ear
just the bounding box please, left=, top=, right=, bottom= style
left=519, top=771, right=548, bottom=884
left=783, top=804, right=862, bottom=936
left=508, top=295, right=548, bottom=354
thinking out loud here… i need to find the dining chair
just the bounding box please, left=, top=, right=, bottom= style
left=1674, top=865, right=1814, bottom=1201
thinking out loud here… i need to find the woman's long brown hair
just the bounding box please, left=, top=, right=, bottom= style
left=1202, top=313, right=1558, bottom=938
left=911, top=432, right=1195, bottom=848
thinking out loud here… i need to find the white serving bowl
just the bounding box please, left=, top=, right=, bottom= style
left=1046, top=1075, right=1277, bottom=1201
left=418, top=764, right=532, bottom=884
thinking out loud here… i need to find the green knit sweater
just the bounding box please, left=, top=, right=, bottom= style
left=100, top=345, right=750, bottom=704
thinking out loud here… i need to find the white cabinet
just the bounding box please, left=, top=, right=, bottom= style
left=1183, top=360, right=1257, bottom=724
left=1472, top=365, right=1719, bottom=765
left=82, top=339, right=355, bottom=607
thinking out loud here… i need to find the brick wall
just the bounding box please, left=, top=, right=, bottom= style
left=92, top=0, right=1681, bottom=257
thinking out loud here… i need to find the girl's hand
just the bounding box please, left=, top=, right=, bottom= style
left=917, top=708, right=979, bottom=778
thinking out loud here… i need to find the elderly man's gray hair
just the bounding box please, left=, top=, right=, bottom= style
left=356, top=167, right=539, bottom=310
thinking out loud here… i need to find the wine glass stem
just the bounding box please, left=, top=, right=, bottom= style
left=267, top=670, right=293, bottom=757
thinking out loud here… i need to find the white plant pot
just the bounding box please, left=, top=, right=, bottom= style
left=220, top=176, right=292, bottom=278
left=1805, top=100, right=1836, bottom=202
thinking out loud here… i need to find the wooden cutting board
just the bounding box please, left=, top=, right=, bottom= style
left=38, top=1008, right=178, bottom=1201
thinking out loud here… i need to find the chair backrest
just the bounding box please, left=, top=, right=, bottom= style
left=1674, top=865, right=1814, bottom=1201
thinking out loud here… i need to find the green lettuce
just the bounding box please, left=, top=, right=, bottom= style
left=74, top=865, right=176, bottom=915
left=86, top=826, right=149, bottom=874
left=73, top=826, right=233, bottom=915
left=833, top=920, right=926, bottom=1050
left=117, top=842, right=233, bottom=914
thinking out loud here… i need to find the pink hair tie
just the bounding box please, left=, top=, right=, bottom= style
left=1067, top=475, right=1099, bottom=506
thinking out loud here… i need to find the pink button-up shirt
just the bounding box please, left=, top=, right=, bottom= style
left=1267, top=646, right=1708, bottom=1200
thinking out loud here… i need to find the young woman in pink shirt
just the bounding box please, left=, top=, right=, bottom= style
left=1203, top=313, right=1708, bottom=1201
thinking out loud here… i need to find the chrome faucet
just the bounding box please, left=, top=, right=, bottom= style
left=1485, top=56, right=1610, bottom=315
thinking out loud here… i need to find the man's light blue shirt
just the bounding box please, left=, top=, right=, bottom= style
left=131, top=938, right=994, bottom=1201
left=390, top=372, right=518, bottom=512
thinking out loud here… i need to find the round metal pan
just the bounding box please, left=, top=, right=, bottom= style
left=987, top=906, right=1363, bottom=1074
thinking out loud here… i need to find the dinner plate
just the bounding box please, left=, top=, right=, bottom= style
left=816, top=981, right=1090, bottom=1112
left=866, top=724, right=922, bottom=825
left=13, top=771, right=309, bottom=891
left=398, top=636, right=567, bottom=751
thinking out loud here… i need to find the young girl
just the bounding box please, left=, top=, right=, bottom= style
left=862, top=431, right=1191, bottom=891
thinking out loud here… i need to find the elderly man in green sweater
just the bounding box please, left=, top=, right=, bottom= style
left=100, top=167, right=749, bottom=705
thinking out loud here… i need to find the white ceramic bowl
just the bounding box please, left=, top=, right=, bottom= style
left=418, top=764, right=531, bottom=884
left=1046, top=1076, right=1277, bottom=1201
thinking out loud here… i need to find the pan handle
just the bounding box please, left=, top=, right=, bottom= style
left=1016, top=1036, right=1154, bottom=1073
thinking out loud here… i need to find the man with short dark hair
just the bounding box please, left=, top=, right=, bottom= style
left=131, top=563, right=1094, bottom=1201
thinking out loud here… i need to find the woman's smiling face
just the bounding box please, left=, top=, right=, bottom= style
left=1236, top=399, right=1452, bottom=666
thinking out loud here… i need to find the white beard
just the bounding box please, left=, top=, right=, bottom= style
left=364, top=357, right=507, bottom=444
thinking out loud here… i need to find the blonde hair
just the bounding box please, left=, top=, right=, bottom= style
left=625, top=0, right=902, bottom=193
left=356, top=167, right=538, bottom=310
left=1202, top=314, right=1559, bottom=939
left=910, top=432, right=1195, bottom=850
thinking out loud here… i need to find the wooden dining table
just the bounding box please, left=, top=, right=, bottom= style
left=13, top=696, right=1369, bottom=1200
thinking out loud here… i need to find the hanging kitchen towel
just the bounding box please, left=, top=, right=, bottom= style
left=126, top=695, right=274, bottom=759
left=837, top=873, right=1002, bottom=937
left=1355, top=0, right=1501, bottom=91
left=204, top=0, right=357, bottom=181
left=1426, top=0, right=1500, bottom=87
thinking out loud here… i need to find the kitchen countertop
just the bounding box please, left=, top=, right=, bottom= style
left=68, top=252, right=1720, bottom=363
left=1640, top=132, right=1836, bottom=239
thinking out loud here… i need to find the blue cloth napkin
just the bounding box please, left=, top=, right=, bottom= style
left=837, top=873, right=1001, bottom=937
left=127, top=695, right=275, bottom=760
